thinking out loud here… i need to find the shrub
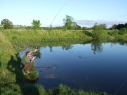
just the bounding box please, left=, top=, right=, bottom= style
left=31, top=19, right=41, bottom=30
left=22, top=84, right=47, bottom=95
left=26, top=70, right=39, bottom=81
left=119, top=28, right=127, bottom=35
left=108, top=30, right=119, bottom=37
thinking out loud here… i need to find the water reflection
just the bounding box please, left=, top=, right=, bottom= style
left=49, top=46, right=53, bottom=52
left=118, top=40, right=127, bottom=46
left=62, top=45, right=73, bottom=50
left=32, top=49, right=42, bottom=59
left=91, top=40, right=103, bottom=54
left=20, top=41, right=127, bottom=95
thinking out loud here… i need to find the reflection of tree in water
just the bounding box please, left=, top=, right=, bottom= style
left=118, top=39, right=127, bottom=46
left=91, top=40, right=103, bottom=54
left=49, top=46, right=52, bottom=52
left=62, top=45, right=73, bottom=50
left=36, top=65, right=57, bottom=79
left=32, top=49, right=42, bottom=59
left=48, top=45, right=73, bottom=52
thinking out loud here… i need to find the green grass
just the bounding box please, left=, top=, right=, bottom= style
left=26, top=70, right=39, bottom=81
left=1, top=29, right=92, bottom=42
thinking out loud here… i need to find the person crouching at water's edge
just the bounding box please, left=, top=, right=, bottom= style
left=21, top=49, right=38, bottom=73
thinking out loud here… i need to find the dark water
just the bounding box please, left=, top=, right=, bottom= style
left=20, top=42, right=127, bottom=95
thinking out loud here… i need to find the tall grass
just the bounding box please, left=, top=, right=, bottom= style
left=48, top=84, right=108, bottom=95
left=0, top=32, right=15, bottom=71
left=1, top=29, right=92, bottom=42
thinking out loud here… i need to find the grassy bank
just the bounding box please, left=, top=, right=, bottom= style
left=2, top=28, right=127, bottom=95
left=2, top=28, right=127, bottom=43
left=2, top=29, right=92, bottom=42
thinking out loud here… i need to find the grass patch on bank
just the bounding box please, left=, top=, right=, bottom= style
left=0, top=32, right=15, bottom=71
left=1, top=29, right=92, bottom=42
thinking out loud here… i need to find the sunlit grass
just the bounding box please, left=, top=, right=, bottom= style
left=1, top=29, right=92, bottom=42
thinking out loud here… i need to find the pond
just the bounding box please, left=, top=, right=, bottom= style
left=20, top=41, right=127, bottom=95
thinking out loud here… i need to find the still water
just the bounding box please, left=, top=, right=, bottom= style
left=20, top=42, right=127, bottom=95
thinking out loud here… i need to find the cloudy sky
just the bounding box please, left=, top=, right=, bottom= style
left=1, top=0, right=127, bottom=27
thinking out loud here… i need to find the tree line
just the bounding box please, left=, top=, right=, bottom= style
left=111, top=23, right=127, bottom=30
left=1, top=15, right=127, bottom=30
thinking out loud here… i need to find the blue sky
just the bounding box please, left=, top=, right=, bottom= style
left=1, top=0, right=127, bottom=27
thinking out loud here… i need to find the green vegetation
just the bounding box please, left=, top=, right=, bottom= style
left=1, top=29, right=92, bottom=46
left=92, top=23, right=104, bottom=39
left=111, top=23, right=127, bottom=30
left=119, top=28, right=127, bottom=35
left=48, top=84, right=108, bottom=95
left=31, top=19, right=41, bottom=30
left=63, top=15, right=77, bottom=30
left=1, top=19, right=13, bottom=29
left=26, top=70, right=39, bottom=81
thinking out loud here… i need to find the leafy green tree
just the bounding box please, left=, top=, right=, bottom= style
left=74, top=24, right=82, bottom=30
left=93, top=23, right=107, bottom=30
left=117, top=24, right=125, bottom=30
left=1, top=19, right=13, bottom=29
left=92, top=23, right=104, bottom=40
left=111, top=23, right=127, bottom=30
left=111, top=24, right=117, bottom=29
left=100, top=24, right=107, bottom=30
left=82, top=27, right=87, bottom=30
left=125, top=23, right=127, bottom=29
left=63, top=15, right=77, bottom=30
left=31, top=19, right=41, bottom=29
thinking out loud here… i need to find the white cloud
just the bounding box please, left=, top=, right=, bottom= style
left=76, top=19, right=127, bottom=27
